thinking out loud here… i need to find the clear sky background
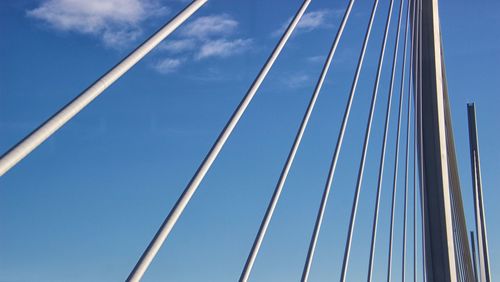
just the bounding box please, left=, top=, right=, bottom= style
left=0, top=0, right=498, bottom=281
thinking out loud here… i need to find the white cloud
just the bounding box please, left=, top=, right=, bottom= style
left=159, top=39, right=196, bottom=53
left=27, top=0, right=169, bottom=47
left=298, top=10, right=331, bottom=31
left=196, top=39, right=252, bottom=60
left=28, top=1, right=253, bottom=75
left=273, top=9, right=334, bottom=36
left=154, top=58, right=184, bottom=74
left=154, top=13, right=253, bottom=74
left=282, top=73, right=311, bottom=89
left=307, top=55, right=325, bottom=63
left=181, top=14, right=238, bottom=39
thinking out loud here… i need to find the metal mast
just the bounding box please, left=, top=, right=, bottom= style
left=467, top=103, right=491, bottom=282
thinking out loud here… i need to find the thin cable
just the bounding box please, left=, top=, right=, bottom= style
left=471, top=231, right=479, bottom=282
left=417, top=0, right=427, bottom=279
left=300, top=1, right=380, bottom=280
left=238, top=1, right=356, bottom=281
left=402, top=0, right=417, bottom=279
left=339, top=0, right=395, bottom=280
left=413, top=63, right=417, bottom=282
left=473, top=153, right=483, bottom=282
left=126, top=1, right=312, bottom=281
left=413, top=0, right=420, bottom=281
left=366, top=0, right=406, bottom=280
left=387, top=0, right=412, bottom=280
left=401, top=61, right=412, bottom=282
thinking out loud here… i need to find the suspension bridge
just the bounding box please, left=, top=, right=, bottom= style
left=0, top=0, right=492, bottom=281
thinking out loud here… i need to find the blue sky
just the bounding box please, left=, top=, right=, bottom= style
left=0, top=0, right=499, bottom=281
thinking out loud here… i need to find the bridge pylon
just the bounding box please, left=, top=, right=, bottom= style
left=417, top=0, right=474, bottom=281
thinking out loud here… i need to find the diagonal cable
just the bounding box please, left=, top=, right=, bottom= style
left=126, top=1, right=313, bottom=281
left=386, top=0, right=413, bottom=280
left=238, top=1, right=356, bottom=281
left=301, top=0, right=380, bottom=280
left=0, top=0, right=209, bottom=177
left=339, top=0, right=396, bottom=279
left=366, top=0, right=407, bottom=280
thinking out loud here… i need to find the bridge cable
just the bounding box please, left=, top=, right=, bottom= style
left=412, top=0, right=421, bottom=281
left=365, top=0, right=407, bottom=280
left=402, top=0, right=418, bottom=280
left=300, top=0, right=381, bottom=280
left=238, top=1, right=356, bottom=281
left=0, top=0, right=209, bottom=177
left=413, top=44, right=418, bottom=282
left=416, top=0, right=427, bottom=279
left=386, top=0, right=413, bottom=280
left=126, top=1, right=313, bottom=281
left=338, top=0, right=396, bottom=280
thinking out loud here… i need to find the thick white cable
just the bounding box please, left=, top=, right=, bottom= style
left=0, top=0, right=208, bottom=177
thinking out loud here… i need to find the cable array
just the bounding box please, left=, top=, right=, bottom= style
left=1, top=0, right=487, bottom=281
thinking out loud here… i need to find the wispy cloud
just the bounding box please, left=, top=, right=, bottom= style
left=181, top=14, right=238, bottom=39
left=280, top=73, right=311, bottom=89
left=27, top=0, right=169, bottom=48
left=154, top=57, right=184, bottom=74
left=307, top=55, right=326, bottom=63
left=159, top=39, right=196, bottom=53
left=297, top=10, right=332, bottom=31
left=196, top=39, right=252, bottom=60
left=153, top=13, right=252, bottom=74
left=273, top=9, right=336, bottom=36
left=27, top=1, right=253, bottom=76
